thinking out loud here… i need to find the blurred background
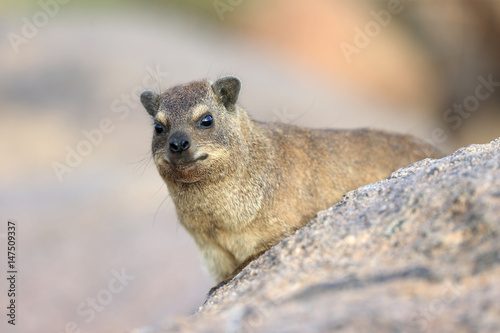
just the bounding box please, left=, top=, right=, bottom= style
left=1, top=0, right=499, bottom=332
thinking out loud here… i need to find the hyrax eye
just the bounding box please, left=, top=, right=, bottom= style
left=154, top=123, right=164, bottom=134
left=199, top=114, right=214, bottom=128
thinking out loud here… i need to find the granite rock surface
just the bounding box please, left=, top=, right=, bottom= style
left=141, top=138, right=500, bottom=333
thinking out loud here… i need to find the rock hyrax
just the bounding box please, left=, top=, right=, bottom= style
left=140, top=76, right=441, bottom=283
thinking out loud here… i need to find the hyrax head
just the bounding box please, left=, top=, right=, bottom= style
left=141, top=76, right=243, bottom=184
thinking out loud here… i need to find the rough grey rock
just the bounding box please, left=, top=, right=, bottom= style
left=140, top=138, right=500, bottom=333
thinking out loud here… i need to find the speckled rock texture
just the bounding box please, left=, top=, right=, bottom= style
left=142, top=138, right=500, bottom=333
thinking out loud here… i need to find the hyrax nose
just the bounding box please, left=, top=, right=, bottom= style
left=169, top=132, right=191, bottom=153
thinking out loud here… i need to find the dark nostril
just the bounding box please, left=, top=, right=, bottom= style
left=169, top=140, right=180, bottom=152
left=169, top=138, right=190, bottom=153
left=180, top=139, right=190, bottom=151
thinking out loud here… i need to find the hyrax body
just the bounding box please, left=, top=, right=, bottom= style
left=141, top=76, right=441, bottom=283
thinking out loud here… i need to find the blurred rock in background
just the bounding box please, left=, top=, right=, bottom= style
left=217, top=0, right=500, bottom=149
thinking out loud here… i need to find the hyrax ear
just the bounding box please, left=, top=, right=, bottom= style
left=212, top=76, right=241, bottom=109
left=140, top=90, right=160, bottom=117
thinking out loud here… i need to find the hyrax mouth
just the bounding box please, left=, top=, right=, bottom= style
left=168, top=153, right=208, bottom=169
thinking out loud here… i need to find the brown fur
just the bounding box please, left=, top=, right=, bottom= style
left=141, top=76, right=442, bottom=283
